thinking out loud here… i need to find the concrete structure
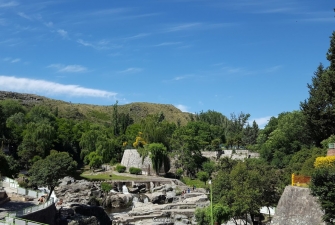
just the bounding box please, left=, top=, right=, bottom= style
left=121, top=149, right=154, bottom=175
left=271, top=186, right=325, bottom=225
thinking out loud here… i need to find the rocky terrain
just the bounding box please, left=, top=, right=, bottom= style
left=54, top=177, right=210, bottom=225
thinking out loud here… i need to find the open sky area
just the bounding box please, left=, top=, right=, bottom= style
left=0, top=0, right=334, bottom=127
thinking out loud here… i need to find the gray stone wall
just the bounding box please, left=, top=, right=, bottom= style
left=272, top=186, right=325, bottom=225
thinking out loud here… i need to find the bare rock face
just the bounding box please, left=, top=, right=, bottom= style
left=55, top=178, right=101, bottom=206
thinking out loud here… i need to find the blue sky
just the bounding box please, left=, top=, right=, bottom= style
left=0, top=0, right=334, bottom=127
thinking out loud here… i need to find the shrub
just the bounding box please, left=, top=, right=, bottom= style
left=176, top=168, right=184, bottom=178
left=115, top=164, right=126, bottom=173
left=314, top=156, right=335, bottom=168
left=129, top=167, right=142, bottom=175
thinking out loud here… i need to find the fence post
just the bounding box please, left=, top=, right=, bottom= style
left=291, top=173, right=294, bottom=186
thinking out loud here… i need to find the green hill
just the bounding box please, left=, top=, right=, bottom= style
left=0, top=91, right=192, bottom=125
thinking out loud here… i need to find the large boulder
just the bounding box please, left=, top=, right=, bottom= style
left=104, top=193, right=133, bottom=208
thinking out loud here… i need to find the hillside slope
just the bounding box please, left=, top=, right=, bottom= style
left=0, top=91, right=192, bottom=125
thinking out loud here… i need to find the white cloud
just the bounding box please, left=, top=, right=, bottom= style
left=48, top=64, right=88, bottom=73
left=118, top=68, right=142, bottom=74
left=11, top=58, right=20, bottom=63
left=77, top=39, right=121, bottom=50
left=250, top=116, right=272, bottom=128
left=0, top=1, right=18, bottom=7
left=3, top=57, right=20, bottom=63
left=164, top=23, right=202, bottom=32
left=154, top=42, right=182, bottom=47
left=44, top=22, right=53, bottom=27
left=17, top=12, right=32, bottom=20
left=57, top=29, right=68, bottom=38
left=175, top=104, right=189, bottom=112
left=0, top=76, right=117, bottom=98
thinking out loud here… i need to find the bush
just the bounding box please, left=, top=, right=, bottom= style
left=129, top=167, right=142, bottom=175
left=115, top=164, right=126, bottom=173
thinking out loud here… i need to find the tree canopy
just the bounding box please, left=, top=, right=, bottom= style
left=29, top=151, right=77, bottom=200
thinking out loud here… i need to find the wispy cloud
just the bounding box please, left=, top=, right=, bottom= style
left=0, top=1, right=19, bottom=7
left=163, top=23, right=202, bottom=32
left=48, top=64, right=88, bottom=73
left=88, top=8, right=129, bottom=16
left=77, top=39, right=121, bottom=50
left=264, top=65, right=282, bottom=73
left=0, top=76, right=117, bottom=98
left=154, top=42, right=182, bottom=47
left=172, top=75, right=192, bottom=81
left=44, top=21, right=53, bottom=27
left=118, top=68, right=142, bottom=74
left=175, top=104, right=189, bottom=112
left=3, top=57, right=21, bottom=63
left=57, top=29, right=68, bottom=39
left=17, top=12, right=32, bottom=20
left=123, top=33, right=150, bottom=41
left=250, top=116, right=272, bottom=128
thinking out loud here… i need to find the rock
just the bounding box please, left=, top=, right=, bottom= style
left=68, top=216, right=99, bottom=225
left=70, top=204, right=111, bottom=225
left=128, top=187, right=139, bottom=193
left=55, top=178, right=99, bottom=206
left=104, top=193, right=133, bottom=208
left=151, top=192, right=166, bottom=204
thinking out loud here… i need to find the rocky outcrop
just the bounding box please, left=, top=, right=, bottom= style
left=54, top=178, right=101, bottom=206
left=271, top=186, right=325, bottom=225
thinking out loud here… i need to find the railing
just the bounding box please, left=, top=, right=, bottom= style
left=6, top=198, right=54, bottom=218
left=0, top=216, right=47, bottom=225
left=1, top=177, right=46, bottom=199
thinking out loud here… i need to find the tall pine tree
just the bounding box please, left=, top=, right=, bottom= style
left=301, top=31, right=335, bottom=146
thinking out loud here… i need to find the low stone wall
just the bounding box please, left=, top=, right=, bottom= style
left=19, top=202, right=57, bottom=225
left=271, top=186, right=325, bottom=225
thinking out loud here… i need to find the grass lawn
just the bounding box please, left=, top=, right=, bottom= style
left=182, top=177, right=209, bottom=189
left=80, top=171, right=144, bottom=181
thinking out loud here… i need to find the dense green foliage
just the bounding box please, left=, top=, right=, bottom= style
left=129, top=167, right=142, bottom=175
left=29, top=151, right=77, bottom=200
left=115, top=164, right=126, bottom=173
left=310, top=167, right=335, bottom=223
left=101, top=182, right=113, bottom=193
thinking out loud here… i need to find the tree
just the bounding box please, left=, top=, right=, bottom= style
left=258, top=111, right=309, bottom=168
left=301, top=32, right=335, bottom=146
left=195, top=203, right=230, bottom=225
left=197, top=171, right=209, bottom=185
left=310, top=167, right=335, bottom=223
left=226, top=112, right=250, bottom=149
left=29, top=151, right=77, bottom=200
left=202, top=160, right=216, bottom=177
left=147, top=143, right=168, bottom=175
left=85, top=151, right=103, bottom=169
left=0, top=151, right=19, bottom=177
left=212, top=159, right=282, bottom=224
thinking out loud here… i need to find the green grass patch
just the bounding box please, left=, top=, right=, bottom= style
left=80, top=172, right=143, bottom=181
left=182, top=177, right=209, bottom=189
